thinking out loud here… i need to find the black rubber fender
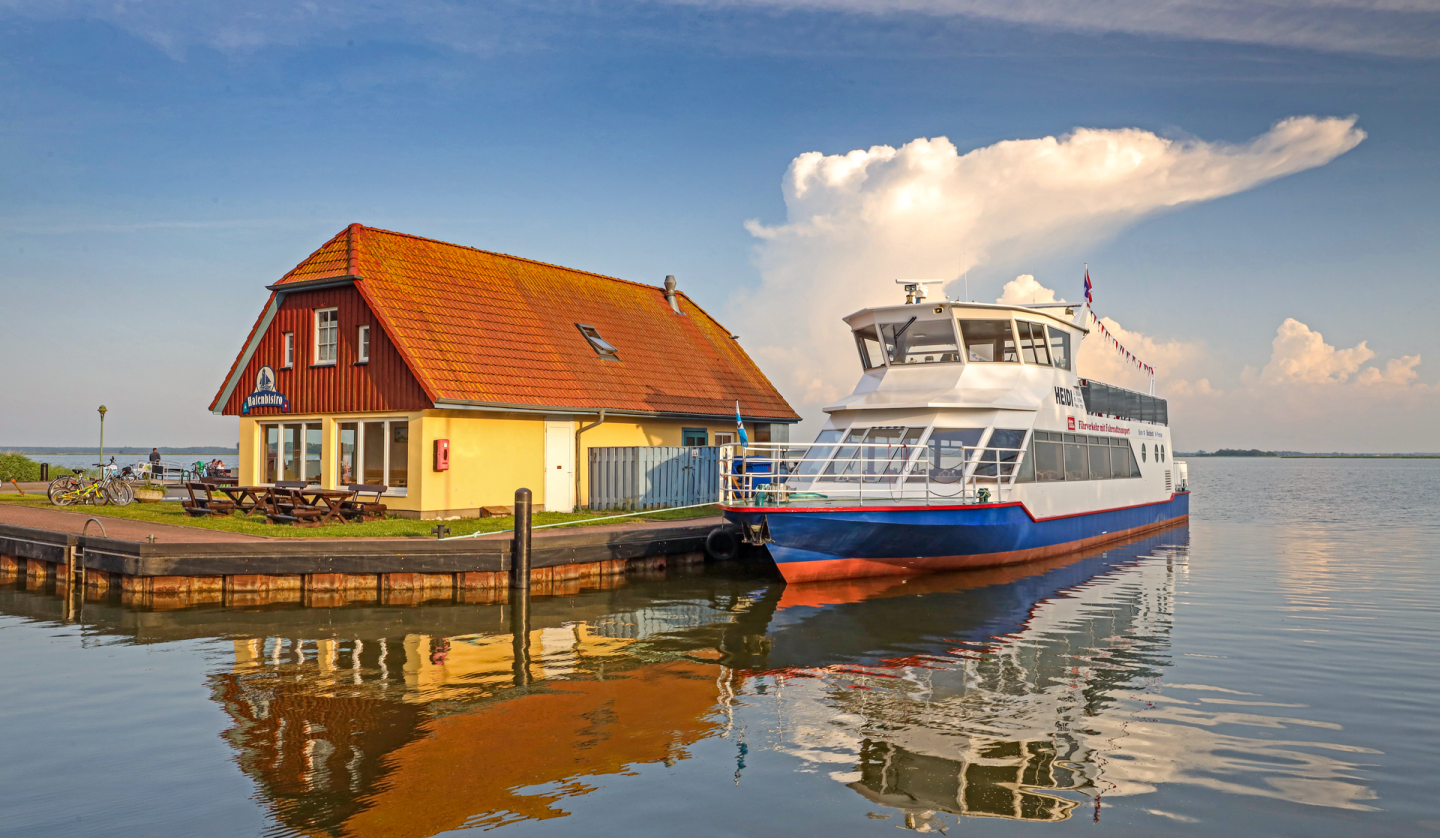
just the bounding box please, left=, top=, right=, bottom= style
left=705, top=526, right=740, bottom=561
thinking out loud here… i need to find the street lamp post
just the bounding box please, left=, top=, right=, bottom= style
left=98, top=405, right=107, bottom=475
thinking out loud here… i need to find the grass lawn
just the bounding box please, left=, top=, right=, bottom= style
left=0, top=493, right=719, bottom=539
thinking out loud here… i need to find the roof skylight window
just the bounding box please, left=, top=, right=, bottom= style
left=576, top=324, right=619, bottom=359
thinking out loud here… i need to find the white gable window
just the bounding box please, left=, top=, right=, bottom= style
left=357, top=325, right=371, bottom=363
left=282, top=333, right=295, bottom=368
left=315, top=308, right=338, bottom=365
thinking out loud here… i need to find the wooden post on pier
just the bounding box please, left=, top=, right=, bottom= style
left=510, top=488, right=532, bottom=590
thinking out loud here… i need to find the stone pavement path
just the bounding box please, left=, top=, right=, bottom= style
left=0, top=504, right=267, bottom=543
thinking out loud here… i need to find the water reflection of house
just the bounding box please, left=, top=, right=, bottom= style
left=213, top=621, right=722, bottom=837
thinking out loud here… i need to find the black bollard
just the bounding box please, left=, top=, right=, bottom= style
left=40, top=462, right=49, bottom=482
left=510, top=488, right=532, bottom=590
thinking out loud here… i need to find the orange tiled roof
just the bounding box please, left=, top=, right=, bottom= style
left=266, top=224, right=798, bottom=421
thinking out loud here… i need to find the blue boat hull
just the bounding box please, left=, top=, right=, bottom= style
left=722, top=494, right=1189, bottom=583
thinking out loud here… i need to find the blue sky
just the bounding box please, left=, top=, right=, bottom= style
left=1, top=1, right=1436, bottom=450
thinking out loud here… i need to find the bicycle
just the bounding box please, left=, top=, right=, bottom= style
left=51, top=465, right=134, bottom=507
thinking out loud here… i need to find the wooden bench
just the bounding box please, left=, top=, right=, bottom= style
left=264, top=487, right=325, bottom=527
left=181, top=482, right=237, bottom=517
left=342, top=484, right=389, bottom=521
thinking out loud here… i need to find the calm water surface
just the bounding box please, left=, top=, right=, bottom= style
left=1, top=458, right=1437, bottom=837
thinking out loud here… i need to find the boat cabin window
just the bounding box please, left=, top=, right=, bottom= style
left=879, top=317, right=961, bottom=365
left=1017, top=322, right=1051, bottom=365
left=1017, top=431, right=1140, bottom=483
left=824, top=426, right=925, bottom=482
left=1048, top=326, right=1072, bottom=371
left=793, top=429, right=844, bottom=482
left=959, top=320, right=1018, bottom=363
left=908, top=428, right=985, bottom=483
left=854, top=325, right=885, bottom=371
left=972, top=428, right=1028, bottom=480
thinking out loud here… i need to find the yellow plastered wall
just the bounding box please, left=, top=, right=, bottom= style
left=238, top=417, right=260, bottom=485
left=415, top=410, right=547, bottom=514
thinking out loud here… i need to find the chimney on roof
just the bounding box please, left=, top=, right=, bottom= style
left=663, top=275, right=681, bottom=314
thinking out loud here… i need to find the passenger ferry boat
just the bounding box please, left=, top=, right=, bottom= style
left=720, top=281, right=1189, bottom=583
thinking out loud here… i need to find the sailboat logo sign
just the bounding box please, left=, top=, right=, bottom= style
left=241, top=366, right=290, bottom=414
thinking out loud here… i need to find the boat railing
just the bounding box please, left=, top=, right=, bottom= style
left=719, top=441, right=1028, bottom=507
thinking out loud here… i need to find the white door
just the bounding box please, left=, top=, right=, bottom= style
left=543, top=421, right=575, bottom=512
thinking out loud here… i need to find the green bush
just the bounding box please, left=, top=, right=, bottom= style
left=0, top=452, right=43, bottom=482
left=0, top=453, right=92, bottom=482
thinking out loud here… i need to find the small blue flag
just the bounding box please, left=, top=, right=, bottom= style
left=735, top=401, right=749, bottom=447
left=1083, top=267, right=1093, bottom=304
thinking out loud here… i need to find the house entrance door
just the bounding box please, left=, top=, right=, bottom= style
left=543, top=421, right=575, bottom=512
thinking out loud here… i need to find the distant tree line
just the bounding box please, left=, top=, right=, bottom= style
left=3, top=446, right=239, bottom=454
left=1186, top=449, right=1279, bottom=457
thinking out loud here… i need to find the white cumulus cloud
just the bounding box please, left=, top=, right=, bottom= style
left=1015, top=278, right=1433, bottom=450
left=737, top=117, right=1365, bottom=427
left=997, top=274, right=1060, bottom=305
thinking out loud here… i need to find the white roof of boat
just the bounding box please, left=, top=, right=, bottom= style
left=843, top=300, right=1090, bottom=332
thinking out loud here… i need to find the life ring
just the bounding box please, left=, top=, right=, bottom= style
left=705, top=527, right=740, bottom=561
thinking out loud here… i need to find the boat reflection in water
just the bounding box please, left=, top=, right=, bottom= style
left=0, top=521, right=1378, bottom=834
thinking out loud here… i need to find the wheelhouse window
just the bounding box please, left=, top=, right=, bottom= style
left=338, top=419, right=409, bottom=494
left=854, top=325, right=885, bottom=371
left=1017, top=322, right=1052, bottom=365
left=576, top=324, right=619, bottom=359
left=314, top=308, right=338, bottom=365
left=357, top=325, right=370, bottom=363
left=282, top=333, right=295, bottom=368
left=1048, top=326, right=1072, bottom=371
left=879, top=317, right=961, bottom=365
left=959, top=320, right=1018, bottom=362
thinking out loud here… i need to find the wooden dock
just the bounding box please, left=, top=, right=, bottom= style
left=0, top=519, right=730, bottom=609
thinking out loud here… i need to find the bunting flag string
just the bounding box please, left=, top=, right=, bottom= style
left=1089, top=311, right=1155, bottom=376
left=1082, top=267, right=1154, bottom=377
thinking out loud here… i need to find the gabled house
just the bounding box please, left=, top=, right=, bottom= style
left=211, top=224, right=798, bottom=517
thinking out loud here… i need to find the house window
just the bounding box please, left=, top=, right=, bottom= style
left=357, top=325, right=370, bottom=363
left=260, top=422, right=323, bottom=484
left=337, top=419, right=409, bottom=494
left=576, top=323, right=619, bottom=359
left=714, top=432, right=735, bottom=447
left=315, top=308, right=338, bottom=365
left=682, top=428, right=708, bottom=447
left=282, top=333, right=295, bottom=368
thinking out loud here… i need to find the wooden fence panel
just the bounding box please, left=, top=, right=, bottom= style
left=588, top=446, right=720, bottom=510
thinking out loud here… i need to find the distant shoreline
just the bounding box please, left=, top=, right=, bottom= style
left=1179, top=453, right=1440, bottom=459
left=2, top=447, right=238, bottom=455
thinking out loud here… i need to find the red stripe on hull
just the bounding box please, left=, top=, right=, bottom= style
left=775, top=514, right=1189, bottom=584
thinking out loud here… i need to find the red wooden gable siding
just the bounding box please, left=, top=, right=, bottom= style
left=220, top=285, right=430, bottom=416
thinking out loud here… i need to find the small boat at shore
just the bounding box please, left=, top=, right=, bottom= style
left=720, top=280, right=1189, bottom=583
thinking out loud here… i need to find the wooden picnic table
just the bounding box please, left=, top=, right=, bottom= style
left=217, top=485, right=274, bottom=516
left=296, top=488, right=358, bottom=524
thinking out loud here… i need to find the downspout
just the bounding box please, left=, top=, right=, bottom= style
left=575, top=408, right=606, bottom=510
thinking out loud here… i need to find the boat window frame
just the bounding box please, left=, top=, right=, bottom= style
left=957, top=317, right=1021, bottom=364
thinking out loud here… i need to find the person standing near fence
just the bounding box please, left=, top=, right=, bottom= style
left=149, top=448, right=162, bottom=478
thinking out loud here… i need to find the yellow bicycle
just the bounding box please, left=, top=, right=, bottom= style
left=51, top=468, right=133, bottom=506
